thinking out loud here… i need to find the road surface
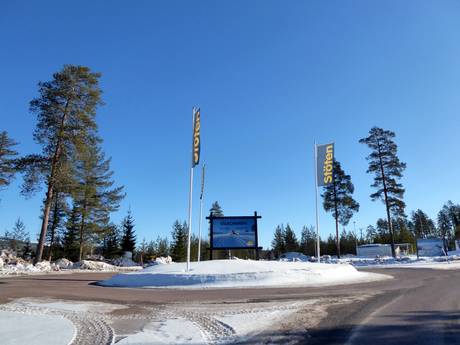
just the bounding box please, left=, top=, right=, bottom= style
left=0, top=267, right=459, bottom=344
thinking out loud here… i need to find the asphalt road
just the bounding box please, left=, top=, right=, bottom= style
left=0, top=267, right=459, bottom=344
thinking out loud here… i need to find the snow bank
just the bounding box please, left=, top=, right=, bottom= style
left=111, top=257, right=140, bottom=267
left=99, top=259, right=389, bottom=289
left=55, top=258, right=73, bottom=269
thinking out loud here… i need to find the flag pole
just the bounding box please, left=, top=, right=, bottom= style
left=314, top=141, right=321, bottom=263
left=197, top=164, right=205, bottom=262
left=186, top=107, right=196, bottom=272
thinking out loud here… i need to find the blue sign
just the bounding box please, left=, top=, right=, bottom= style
left=212, top=218, right=256, bottom=248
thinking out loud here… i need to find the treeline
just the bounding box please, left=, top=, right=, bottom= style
left=271, top=201, right=460, bottom=257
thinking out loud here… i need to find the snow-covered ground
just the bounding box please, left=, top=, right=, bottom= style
left=335, top=253, right=460, bottom=270
left=0, top=295, right=369, bottom=345
left=100, top=258, right=389, bottom=289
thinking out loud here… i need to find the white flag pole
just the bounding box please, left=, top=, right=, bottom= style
left=197, top=164, right=205, bottom=262
left=314, top=141, right=321, bottom=263
left=186, top=107, right=196, bottom=272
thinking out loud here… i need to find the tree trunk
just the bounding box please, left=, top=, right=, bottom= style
left=333, top=179, right=340, bottom=258
left=35, top=185, right=54, bottom=263
left=48, top=194, right=60, bottom=261
left=79, top=213, right=86, bottom=262
left=377, top=140, right=396, bottom=258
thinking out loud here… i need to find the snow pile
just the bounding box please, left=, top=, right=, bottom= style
left=99, top=259, right=389, bottom=289
left=111, top=256, right=140, bottom=267
left=279, top=252, right=311, bottom=262
left=55, top=258, right=74, bottom=269
left=151, top=256, right=173, bottom=265
left=74, top=260, right=119, bottom=271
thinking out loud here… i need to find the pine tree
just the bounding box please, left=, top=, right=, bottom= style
left=62, top=205, right=80, bottom=261
left=209, top=201, right=224, bottom=217
left=24, top=65, right=104, bottom=263
left=438, top=205, right=453, bottom=244
left=8, top=218, right=28, bottom=253
left=120, top=210, right=136, bottom=256
left=360, top=127, right=406, bottom=257
left=0, top=131, right=18, bottom=193
left=365, top=225, right=378, bottom=243
left=103, top=223, right=121, bottom=259
left=321, top=160, right=359, bottom=258
left=443, top=201, right=460, bottom=240
left=73, top=144, right=124, bottom=260
left=155, top=236, right=170, bottom=257
left=283, top=224, right=299, bottom=252
left=300, top=225, right=316, bottom=256
left=271, top=225, right=285, bottom=258
left=171, top=221, right=187, bottom=262
left=411, top=210, right=436, bottom=239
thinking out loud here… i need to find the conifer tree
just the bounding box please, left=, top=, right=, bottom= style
left=271, top=225, right=285, bottom=258
left=73, top=144, right=124, bottom=260
left=103, top=223, right=121, bottom=259
left=209, top=201, right=224, bottom=217
left=438, top=206, right=453, bottom=243
left=62, top=205, right=80, bottom=261
left=171, top=221, right=187, bottom=262
left=8, top=218, right=28, bottom=253
left=322, top=160, right=359, bottom=258
left=300, top=225, right=316, bottom=256
left=283, top=224, right=299, bottom=252
left=155, top=236, right=170, bottom=257
left=360, top=127, right=406, bottom=257
left=411, top=210, right=436, bottom=239
left=24, top=65, right=103, bottom=263
left=120, top=210, right=136, bottom=255
left=0, top=131, right=18, bottom=193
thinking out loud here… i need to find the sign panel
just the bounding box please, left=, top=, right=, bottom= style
left=211, top=218, right=256, bottom=249
left=417, top=238, right=445, bottom=257
left=192, top=108, right=201, bottom=167
left=316, top=143, right=334, bottom=186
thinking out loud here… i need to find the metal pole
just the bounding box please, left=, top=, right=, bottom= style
left=186, top=107, right=196, bottom=272
left=197, top=165, right=205, bottom=262
left=314, top=141, right=320, bottom=263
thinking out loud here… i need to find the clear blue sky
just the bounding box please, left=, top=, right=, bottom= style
left=1, top=1, right=460, bottom=248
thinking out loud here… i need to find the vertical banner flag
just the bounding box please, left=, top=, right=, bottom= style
left=200, top=164, right=205, bottom=200
left=316, top=143, right=334, bottom=186
left=192, top=108, right=201, bottom=167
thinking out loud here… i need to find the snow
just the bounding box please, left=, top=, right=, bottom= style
left=0, top=310, right=75, bottom=345
left=100, top=259, right=389, bottom=289
left=117, top=318, right=205, bottom=345
left=335, top=254, right=460, bottom=270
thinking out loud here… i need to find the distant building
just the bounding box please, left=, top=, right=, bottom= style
left=357, top=244, right=392, bottom=257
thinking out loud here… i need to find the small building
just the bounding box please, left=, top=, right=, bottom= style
left=357, top=244, right=392, bottom=257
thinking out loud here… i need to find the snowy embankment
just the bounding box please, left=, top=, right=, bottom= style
left=334, top=252, right=460, bottom=270
left=99, top=259, right=390, bottom=289
left=0, top=250, right=143, bottom=276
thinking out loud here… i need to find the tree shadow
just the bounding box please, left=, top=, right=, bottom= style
left=307, top=310, right=460, bottom=345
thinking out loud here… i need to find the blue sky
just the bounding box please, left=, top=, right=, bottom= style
left=1, top=1, right=460, bottom=248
